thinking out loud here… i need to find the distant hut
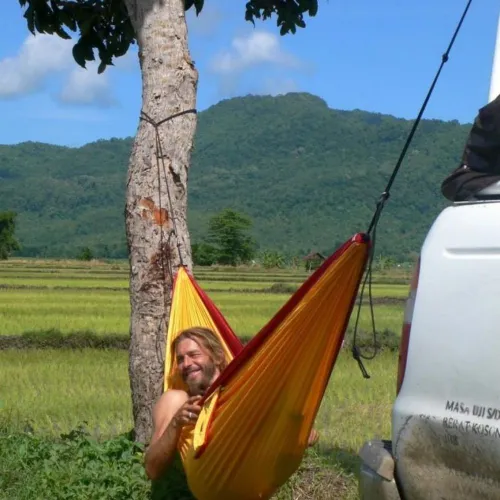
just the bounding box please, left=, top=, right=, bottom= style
left=303, top=251, right=326, bottom=272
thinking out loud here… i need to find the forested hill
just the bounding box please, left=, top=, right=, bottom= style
left=0, top=92, right=471, bottom=260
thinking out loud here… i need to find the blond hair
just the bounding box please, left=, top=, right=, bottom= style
left=173, top=326, right=227, bottom=372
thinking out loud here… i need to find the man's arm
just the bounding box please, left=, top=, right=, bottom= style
left=144, top=390, right=186, bottom=480
left=144, top=390, right=201, bottom=480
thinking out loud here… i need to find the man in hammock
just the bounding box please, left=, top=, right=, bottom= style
left=144, top=326, right=319, bottom=481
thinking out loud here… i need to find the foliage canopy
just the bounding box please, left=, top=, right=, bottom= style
left=206, top=209, right=257, bottom=266
left=18, top=0, right=318, bottom=73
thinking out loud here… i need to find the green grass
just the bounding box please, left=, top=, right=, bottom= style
left=0, top=272, right=127, bottom=280
left=0, top=349, right=132, bottom=436
left=0, top=258, right=407, bottom=338
left=199, top=280, right=282, bottom=291
left=0, top=289, right=129, bottom=336
left=0, top=348, right=396, bottom=499
left=0, top=277, right=129, bottom=289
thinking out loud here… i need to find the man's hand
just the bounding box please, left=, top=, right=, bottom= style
left=172, top=396, right=202, bottom=428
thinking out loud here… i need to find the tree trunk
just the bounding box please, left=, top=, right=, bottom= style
left=122, top=0, right=197, bottom=444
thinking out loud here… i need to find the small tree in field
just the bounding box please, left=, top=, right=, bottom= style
left=0, top=211, right=21, bottom=260
left=17, top=0, right=319, bottom=443
left=208, top=209, right=257, bottom=266
left=77, top=246, right=94, bottom=261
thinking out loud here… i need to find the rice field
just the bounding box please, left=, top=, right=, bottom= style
left=0, top=259, right=407, bottom=338
left=0, top=257, right=411, bottom=499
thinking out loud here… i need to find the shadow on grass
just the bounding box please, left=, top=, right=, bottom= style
left=271, top=445, right=360, bottom=500
left=150, top=454, right=195, bottom=500
left=314, top=443, right=361, bottom=478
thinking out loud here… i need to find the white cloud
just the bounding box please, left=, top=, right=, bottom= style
left=0, top=34, right=132, bottom=107
left=59, top=62, right=115, bottom=107
left=0, top=34, right=72, bottom=97
left=210, top=31, right=301, bottom=75
left=208, top=31, right=308, bottom=99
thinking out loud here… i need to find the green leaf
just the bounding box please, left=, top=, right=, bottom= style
left=72, top=42, right=89, bottom=68
left=245, top=10, right=255, bottom=24
left=33, top=12, right=44, bottom=34
left=309, top=0, right=318, bottom=17
left=17, top=0, right=135, bottom=72
left=59, top=10, right=77, bottom=32
left=193, top=0, right=204, bottom=15
left=23, top=5, right=35, bottom=34
left=80, top=18, right=94, bottom=37
left=55, top=27, right=72, bottom=40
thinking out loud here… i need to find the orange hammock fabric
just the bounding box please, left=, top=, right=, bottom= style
left=164, top=233, right=370, bottom=500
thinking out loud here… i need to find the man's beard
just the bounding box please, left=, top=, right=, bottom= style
left=185, top=362, right=217, bottom=396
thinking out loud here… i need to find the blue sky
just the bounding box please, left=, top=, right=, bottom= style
left=0, top=0, right=498, bottom=146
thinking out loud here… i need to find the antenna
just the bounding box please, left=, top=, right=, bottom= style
left=489, top=13, right=500, bottom=102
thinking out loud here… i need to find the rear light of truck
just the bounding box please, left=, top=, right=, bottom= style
left=396, top=257, right=420, bottom=394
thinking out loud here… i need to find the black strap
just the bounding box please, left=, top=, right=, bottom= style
left=351, top=0, right=473, bottom=378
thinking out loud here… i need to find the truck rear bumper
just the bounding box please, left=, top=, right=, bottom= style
left=358, top=439, right=401, bottom=500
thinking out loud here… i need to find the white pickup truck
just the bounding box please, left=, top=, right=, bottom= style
left=357, top=181, right=500, bottom=499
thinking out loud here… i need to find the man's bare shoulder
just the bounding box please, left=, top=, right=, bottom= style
left=150, top=389, right=189, bottom=443
left=154, top=389, right=189, bottom=417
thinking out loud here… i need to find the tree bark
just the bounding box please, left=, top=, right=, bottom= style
left=122, top=0, right=197, bottom=444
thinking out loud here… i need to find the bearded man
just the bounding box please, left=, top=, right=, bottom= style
left=144, top=326, right=318, bottom=480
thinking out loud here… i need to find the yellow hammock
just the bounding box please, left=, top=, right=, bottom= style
left=164, top=233, right=370, bottom=500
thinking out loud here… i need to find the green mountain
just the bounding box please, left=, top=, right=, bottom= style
left=0, top=92, right=471, bottom=261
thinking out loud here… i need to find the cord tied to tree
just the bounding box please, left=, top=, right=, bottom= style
left=139, top=108, right=197, bottom=366
left=139, top=108, right=197, bottom=269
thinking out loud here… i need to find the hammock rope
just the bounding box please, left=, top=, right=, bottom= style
left=351, top=0, right=474, bottom=377
left=139, top=108, right=197, bottom=269
left=139, top=109, right=197, bottom=366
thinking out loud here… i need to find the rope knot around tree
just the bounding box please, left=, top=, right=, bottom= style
left=139, top=108, right=197, bottom=268
left=138, top=108, right=198, bottom=369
